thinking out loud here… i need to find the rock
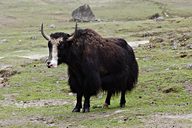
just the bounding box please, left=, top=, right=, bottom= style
left=49, top=24, right=56, bottom=28
left=162, top=11, right=169, bottom=17
left=0, top=39, right=8, bottom=44
left=186, top=44, right=192, bottom=49
left=30, top=36, right=37, bottom=40
left=72, top=4, right=96, bottom=22
left=172, top=41, right=178, bottom=50
left=149, top=13, right=161, bottom=19
left=149, top=13, right=164, bottom=21
left=156, top=16, right=164, bottom=21
left=68, top=92, right=75, bottom=96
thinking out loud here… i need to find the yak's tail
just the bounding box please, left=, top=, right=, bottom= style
left=127, top=44, right=139, bottom=91
left=117, top=38, right=139, bottom=91
left=129, top=56, right=139, bottom=90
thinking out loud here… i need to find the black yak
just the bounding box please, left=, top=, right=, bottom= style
left=41, top=23, right=138, bottom=112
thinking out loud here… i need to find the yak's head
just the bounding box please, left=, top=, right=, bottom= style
left=41, top=23, right=77, bottom=68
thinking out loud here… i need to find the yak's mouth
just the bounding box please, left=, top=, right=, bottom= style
left=47, top=64, right=58, bottom=68
left=46, top=59, right=63, bottom=68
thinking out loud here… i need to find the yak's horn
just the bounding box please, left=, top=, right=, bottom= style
left=67, top=22, right=78, bottom=41
left=41, top=23, right=50, bottom=41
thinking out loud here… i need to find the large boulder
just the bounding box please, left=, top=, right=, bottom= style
left=72, top=4, right=96, bottom=22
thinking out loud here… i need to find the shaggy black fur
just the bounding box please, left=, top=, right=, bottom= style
left=47, top=28, right=138, bottom=112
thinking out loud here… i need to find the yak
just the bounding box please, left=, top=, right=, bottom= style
left=41, top=23, right=138, bottom=112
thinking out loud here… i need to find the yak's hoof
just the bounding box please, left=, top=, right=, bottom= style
left=120, top=104, right=125, bottom=108
left=82, top=108, right=90, bottom=113
left=72, top=107, right=81, bottom=112
left=103, top=103, right=109, bottom=109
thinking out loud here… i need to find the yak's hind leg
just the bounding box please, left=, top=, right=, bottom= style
left=103, top=91, right=112, bottom=108
left=120, top=90, right=126, bottom=108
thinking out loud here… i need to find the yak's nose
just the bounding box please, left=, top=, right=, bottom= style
left=47, top=61, right=52, bottom=68
left=47, top=61, right=57, bottom=68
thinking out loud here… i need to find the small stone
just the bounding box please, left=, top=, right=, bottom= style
left=97, top=94, right=103, bottom=99
left=49, top=24, right=56, bottom=28
left=68, top=92, right=74, bottom=96
left=0, top=39, right=8, bottom=44
left=44, top=102, right=49, bottom=106
left=12, top=112, right=16, bottom=116
left=123, top=117, right=128, bottom=121
left=186, top=44, right=192, bottom=49
left=30, top=36, right=37, bottom=40
left=186, top=64, right=192, bottom=69
left=172, top=41, right=178, bottom=50
left=156, top=16, right=164, bottom=21
left=149, top=13, right=160, bottom=19
left=0, top=83, right=6, bottom=88
left=0, top=78, right=4, bottom=83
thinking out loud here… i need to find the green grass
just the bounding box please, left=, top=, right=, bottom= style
left=0, top=0, right=192, bottom=127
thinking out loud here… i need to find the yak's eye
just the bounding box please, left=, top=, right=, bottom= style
left=58, top=43, right=64, bottom=50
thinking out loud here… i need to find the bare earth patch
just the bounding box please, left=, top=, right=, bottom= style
left=0, top=95, right=71, bottom=108
left=0, top=16, right=18, bottom=28
left=184, top=81, right=192, bottom=94
left=0, top=65, right=15, bottom=88
left=17, top=54, right=47, bottom=60
left=128, top=40, right=149, bottom=48
left=0, top=116, right=58, bottom=127
left=143, top=113, right=192, bottom=128
left=15, top=99, right=70, bottom=108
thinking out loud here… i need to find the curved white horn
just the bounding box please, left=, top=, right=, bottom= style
left=67, top=22, right=77, bottom=41
left=41, top=23, right=50, bottom=41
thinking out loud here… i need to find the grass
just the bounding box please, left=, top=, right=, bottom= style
left=0, top=0, right=192, bottom=127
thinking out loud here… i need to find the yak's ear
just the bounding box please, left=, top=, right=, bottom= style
left=66, top=22, right=78, bottom=42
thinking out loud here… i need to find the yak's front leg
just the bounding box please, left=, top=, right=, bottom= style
left=81, top=59, right=101, bottom=112
left=82, top=95, right=90, bottom=113
left=72, top=92, right=83, bottom=112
